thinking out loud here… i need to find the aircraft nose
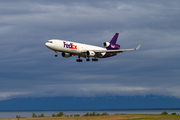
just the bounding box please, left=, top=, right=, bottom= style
left=45, top=42, right=51, bottom=48
left=45, top=40, right=54, bottom=49
left=45, top=42, right=48, bottom=47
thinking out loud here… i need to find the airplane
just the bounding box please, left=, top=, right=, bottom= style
left=45, top=33, right=140, bottom=62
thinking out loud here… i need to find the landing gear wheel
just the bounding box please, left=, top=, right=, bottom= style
left=86, top=58, right=90, bottom=61
left=55, top=51, right=58, bottom=57
left=92, top=58, right=98, bottom=62
left=76, top=56, right=83, bottom=62
left=76, top=59, right=83, bottom=62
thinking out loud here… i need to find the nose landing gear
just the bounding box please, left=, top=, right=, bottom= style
left=55, top=51, right=58, bottom=57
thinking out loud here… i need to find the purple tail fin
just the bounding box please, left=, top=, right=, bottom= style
left=110, top=33, right=119, bottom=44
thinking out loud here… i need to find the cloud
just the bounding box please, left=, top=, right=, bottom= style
left=0, top=0, right=179, bottom=101
left=0, top=92, right=31, bottom=101
left=118, top=5, right=132, bottom=10
left=3, top=83, right=173, bottom=98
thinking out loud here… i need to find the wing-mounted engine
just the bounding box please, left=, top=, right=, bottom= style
left=86, top=51, right=95, bottom=57
left=103, top=42, right=120, bottom=50
left=61, top=52, right=72, bottom=58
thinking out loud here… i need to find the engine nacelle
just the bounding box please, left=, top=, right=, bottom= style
left=86, top=51, right=95, bottom=57
left=103, top=42, right=120, bottom=49
left=61, top=52, right=72, bottom=58
left=103, top=42, right=110, bottom=48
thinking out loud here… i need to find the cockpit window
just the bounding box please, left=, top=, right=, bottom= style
left=47, top=41, right=53, bottom=43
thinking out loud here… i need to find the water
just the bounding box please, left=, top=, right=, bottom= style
left=0, top=110, right=180, bottom=118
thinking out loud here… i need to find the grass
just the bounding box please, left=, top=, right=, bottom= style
left=1, top=114, right=180, bottom=120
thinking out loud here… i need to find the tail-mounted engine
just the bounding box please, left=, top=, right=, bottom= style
left=103, top=42, right=110, bottom=48
left=103, top=42, right=120, bottom=49
left=61, top=52, right=72, bottom=58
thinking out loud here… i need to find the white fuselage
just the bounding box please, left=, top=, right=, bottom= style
left=45, top=39, right=106, bottom=58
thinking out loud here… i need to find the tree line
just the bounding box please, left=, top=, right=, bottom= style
left=15, top=111, right=180, bottom=118
left=161, top=111, right=179, bottom=115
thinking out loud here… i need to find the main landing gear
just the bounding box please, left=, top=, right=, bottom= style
left=86, top=57, right=90, bottom=61
left=86, top=56, right=98, bottom=62
left=78, top=57, right=98, bottom=62
left=76, top=56, right=98, bottom=62
left=76, top=56, right=83, bottom=62
left=92, top=58, right=98, bottom=61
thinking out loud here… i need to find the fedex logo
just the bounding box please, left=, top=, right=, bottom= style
left=63, top=42, right=77, bottom=49
left=111, top=45, right=117, bottom=48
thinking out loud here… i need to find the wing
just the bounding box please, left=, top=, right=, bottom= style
left=92, top=44, right=141, bottom=54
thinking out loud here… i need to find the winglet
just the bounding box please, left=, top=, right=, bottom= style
left=135, top=44, right=141, bottom=50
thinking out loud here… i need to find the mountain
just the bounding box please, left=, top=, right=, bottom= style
left=0, top=95, right=180, bottom=111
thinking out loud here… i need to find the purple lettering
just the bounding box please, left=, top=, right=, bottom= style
left=63, top=42, right=72, bottom=49
left=63, top=42, right=66, bottom=48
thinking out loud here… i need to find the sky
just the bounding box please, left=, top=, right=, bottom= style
left=0, top=0, right=180, bottom=101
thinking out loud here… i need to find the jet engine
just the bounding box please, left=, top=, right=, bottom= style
left=103, top=42, right=120, bottom=49
left=61, top=52, right=72, bottom=58
left=103, top=42, right=110, bottom=48
left=86, top=51, right=95, bottom=57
